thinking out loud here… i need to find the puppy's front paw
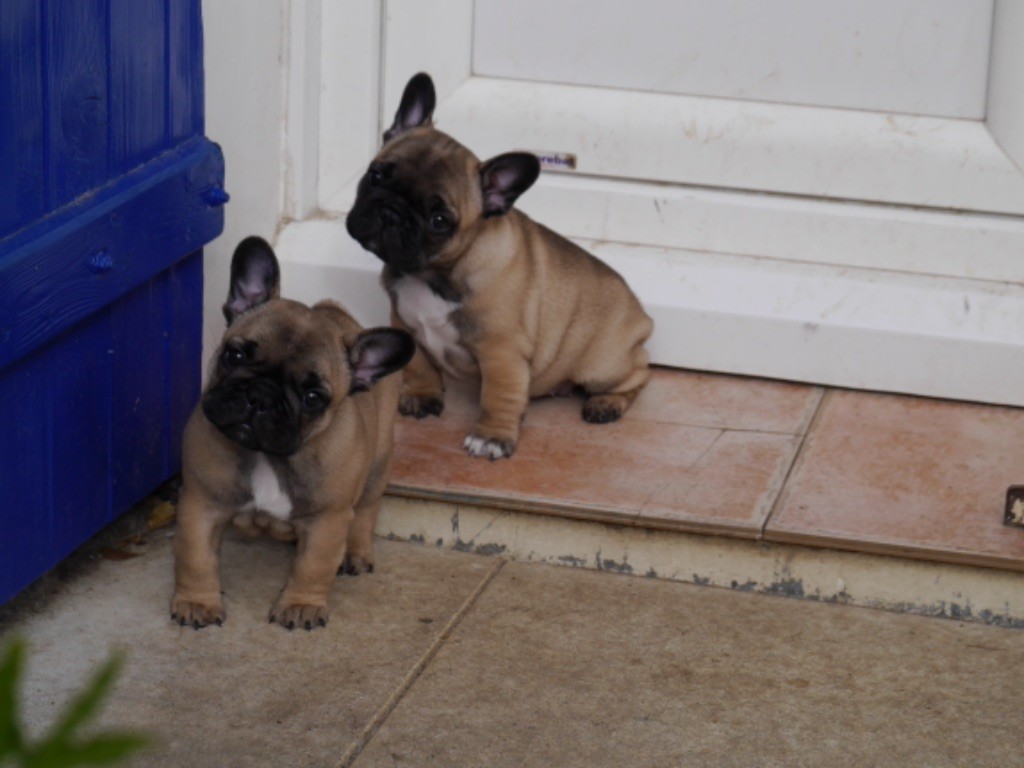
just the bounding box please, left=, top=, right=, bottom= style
left=463, top=432, right=516, bottom=460
left=170, top=596, right=225, bottom=629
left=269, top=599, right=329, bottom=631
left=399, top=392, right=445, bottom=419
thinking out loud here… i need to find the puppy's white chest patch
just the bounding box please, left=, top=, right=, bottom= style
left=392, top=275, right=472, bottom=377
left=247, top=454, right=292, bottom=520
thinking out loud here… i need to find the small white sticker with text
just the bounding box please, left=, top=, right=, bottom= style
left=528, top=151, right=577, bottom=172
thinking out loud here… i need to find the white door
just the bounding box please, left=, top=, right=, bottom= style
left=458, top=0, right=1018, bottom=217
left=292, top=0, right=1024, bottom=406
left=474, top=1, right=991, bottom=118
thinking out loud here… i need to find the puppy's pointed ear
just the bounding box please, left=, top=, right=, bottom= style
left=348, top=328, right=416, bottom=393
left=383, top=73, right=436, bottom=144
left=479, top=153, right=541, bottom=218
left=223, top=236, right=280, bottom=325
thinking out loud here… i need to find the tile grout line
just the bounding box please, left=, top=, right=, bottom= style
left=335, top=558, right=507, bottom=768
left=637, top=428, right=726, bottom=516
left=759, top=388, right=830, bottom=538
left=639, top=422, right=814, bottom=437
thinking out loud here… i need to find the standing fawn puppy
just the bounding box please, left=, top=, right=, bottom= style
left=171, top=237, right=414, bottom=629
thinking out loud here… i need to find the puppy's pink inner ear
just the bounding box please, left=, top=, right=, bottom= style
left=350, top=346, right=391, bottom=391
left=481, top=166, right=512, bottom=211
left=227, top=280, right=269, bottom=313
left=348, top=329, right=415, bottom=392
left=479, top=153, right=540, bottom=217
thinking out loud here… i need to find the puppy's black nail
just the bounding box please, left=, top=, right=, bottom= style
left=192, top=620, right=201, bottom=630
left=318, top=618, right=327, bottom=627
left=216, top=618, right=223, bottom=627
left=287, top=620, right=295, bottom=630
left=304, top=620, right=313, bottom=631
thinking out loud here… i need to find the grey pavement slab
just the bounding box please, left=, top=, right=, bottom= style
left=4, top=527, right=1024, bottom=768
left=1, top=533, right=494, bottom=768
left=355, top=557, right=1024, bottom=768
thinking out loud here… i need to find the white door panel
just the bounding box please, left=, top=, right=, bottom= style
left=435, top=78, right=1024, bottom=215
left=473, top=0, right=994, bottom=119
left=988, top=0, right=1024, bottom=172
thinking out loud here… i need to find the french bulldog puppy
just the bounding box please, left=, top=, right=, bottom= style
left=170, top=236, right=414, bottom=630
left=346, top=73, right=654, bottom=460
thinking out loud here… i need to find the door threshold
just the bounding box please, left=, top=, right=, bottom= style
left=276, top=217, right=1024, bottom=406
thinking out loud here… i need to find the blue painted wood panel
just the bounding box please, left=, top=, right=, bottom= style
left=0, top=0, right=208, bottom=244
left=108, top=0, right=169, bottom=176
left=0, top=0, right=222, bottom=605
left=0, top=255, right=203, bottom=596
left=169, top=1, right=205, bottom=141
left=0, top=138, right=224, bottom=369
left=0, top=0, right=45, bottom=237
left=44, top=0, right=109, bottom=210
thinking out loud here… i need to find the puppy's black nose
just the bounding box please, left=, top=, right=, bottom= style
left=377, top=206, right=401, bottom=226
left=244, top=380, right=283, bottom=415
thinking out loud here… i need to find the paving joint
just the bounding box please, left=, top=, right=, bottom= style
left=760, top=386, right=829, bottom=537
left=336, top=558, right=506, bottom=767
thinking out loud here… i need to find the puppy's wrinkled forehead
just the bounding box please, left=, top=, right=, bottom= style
left=378, top=129, right=479, bottom=209
left=226, top=302, right=341, bottom=379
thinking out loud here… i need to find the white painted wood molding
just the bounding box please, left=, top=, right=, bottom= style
left=277, top=218, right=1024, bottom=407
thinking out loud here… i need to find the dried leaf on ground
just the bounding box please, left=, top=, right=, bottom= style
left=146, top=501, right=176, bottom=531
left=98, top=546, right=141, bottom=562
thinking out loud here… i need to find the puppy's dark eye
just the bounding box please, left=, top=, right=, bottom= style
left=301, top=389, right=329, bottom=413
left=429, top=213, right=452, bottom=232
left=221, top=346, right=246, bottom=369
left=368, top=168, right=384, bottom=186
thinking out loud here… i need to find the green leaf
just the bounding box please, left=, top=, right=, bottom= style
left=0, top=641, right=151, bottom=767
left=0, top=638, right=25, bottom=759
left=22, top=740, right=78, bottom=768
left=69, top=733, right=150, bottom=765
left=27, top=733, right=151, bottom=767
left=42, top=653, right=125, bottom=747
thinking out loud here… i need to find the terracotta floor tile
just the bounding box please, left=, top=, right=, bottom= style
left=427, top=368, right=822, bottom=434
left=627, top=367, right=822, bottom=434
left=392, top=395, right=720, bottom=522
left=641, top=431, right=803, bottom=536
left=390, top=368, right=809, bottom=536
left=767, top=390, right=1024, bottom=570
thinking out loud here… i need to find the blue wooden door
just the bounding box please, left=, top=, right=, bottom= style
left=0, top=0, right=225, bottom=604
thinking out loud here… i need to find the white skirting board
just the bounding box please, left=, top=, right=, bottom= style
left=275, top=216, right=1024, bottom=408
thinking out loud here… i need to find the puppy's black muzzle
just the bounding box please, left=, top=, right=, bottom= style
left=202, top=378, right=301, bottom=456
left=346, top=193, right=426, bottom=273
left=377, top=204, right=403, bottom=227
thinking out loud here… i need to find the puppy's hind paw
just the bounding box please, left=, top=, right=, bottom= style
left=399, top=393, right=445, bottom=419
left=463, top=433, right=516, bottom=460
left=582, top=394, right=626, bottom=424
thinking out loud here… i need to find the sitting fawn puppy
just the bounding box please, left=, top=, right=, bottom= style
left=346, top=73, right=653, bottom=460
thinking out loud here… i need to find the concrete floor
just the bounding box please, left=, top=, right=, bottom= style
left=2, top=520, right=1023, bottom=768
